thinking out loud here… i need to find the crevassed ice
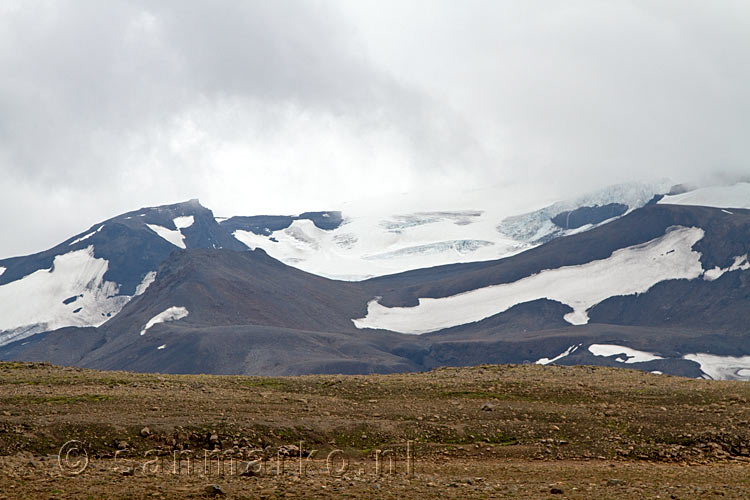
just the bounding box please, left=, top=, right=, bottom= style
left=233, top=214, right=529, bottom=281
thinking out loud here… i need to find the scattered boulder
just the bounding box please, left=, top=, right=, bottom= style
left=204, top=484, right=225, bottom=496
left=278, top=444, right=300, bottom=457
left=239, top=463, right=257, bottom=477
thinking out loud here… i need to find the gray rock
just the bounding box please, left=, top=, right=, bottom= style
left=204, top=484, right=225, bottom=496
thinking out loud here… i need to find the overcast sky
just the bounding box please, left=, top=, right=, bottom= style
left=1, top=0, right=749, bottom=258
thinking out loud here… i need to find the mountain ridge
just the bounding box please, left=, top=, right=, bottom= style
left=2, top=182, right=750, bottom=379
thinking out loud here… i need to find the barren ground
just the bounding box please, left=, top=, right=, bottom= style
left=2, top=361, right=750, bottom=498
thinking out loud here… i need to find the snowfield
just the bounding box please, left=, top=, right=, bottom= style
left=703, top=254, right=750, bottom=281
left=0, top=246, right=129, bottom=346
left=146, top=216, right=194, bottom=249
left=353, top=226, right=705, bottom=334
left=68, top=225, right=104, bottom=246
left=587, top=346, right=750, bottom=380
left=146, top=223, right=186, bottom=249
left=535, top=343, right=750, bottom=381
left=588, top=344, right=664, bottom=364
left=139, top=306, right=189, bottom=336
left=134, top=271, right=157, bottom=296
left=659, top=182, right=750, bottom=209
left=536, top=344, right=581, bottom=365
left=683, top=353, right=750, bottom=381
left=173, top=216, right=194, bottom=229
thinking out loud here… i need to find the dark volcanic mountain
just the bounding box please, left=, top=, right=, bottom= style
left=0, top=183, right=666, bottom=348
left=3, top=184, right=750, bottom=379
left=0, top=199, right=247, bottom=346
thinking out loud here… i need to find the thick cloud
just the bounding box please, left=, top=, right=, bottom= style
left=1, top=0, right=749, bottom=257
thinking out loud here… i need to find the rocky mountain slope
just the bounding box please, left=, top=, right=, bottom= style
left=0, top=199, right=246, bottom=346
left=2, top=182, right=750, bottom=379
left=0, top=182, right=668, bottom=347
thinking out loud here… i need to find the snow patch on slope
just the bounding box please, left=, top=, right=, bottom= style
left=586, top=345, right=750, bottom=380
left=659, top=182, right=750, bottom=209
left=0, top=246, right=129, bottom=346
left=134, top=271, right=157, bottom=296
left=683, top=353, right=750, bottom=381
left=173, top=216, right=194, bottom=229
left=139, top=306, right=189, bottom=336
left=147, top=224, right=186, bottom=249
left=703, top=255, right=750, bottom=281
left=588, top=344, right=664, bottom=364
left=69, top=225, right=104, bottom=246
left=146, top=216, right=194, bottom=249
left=536, top=344, right=581, bottom=365
left=353, top=226, right=705, bottom=334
